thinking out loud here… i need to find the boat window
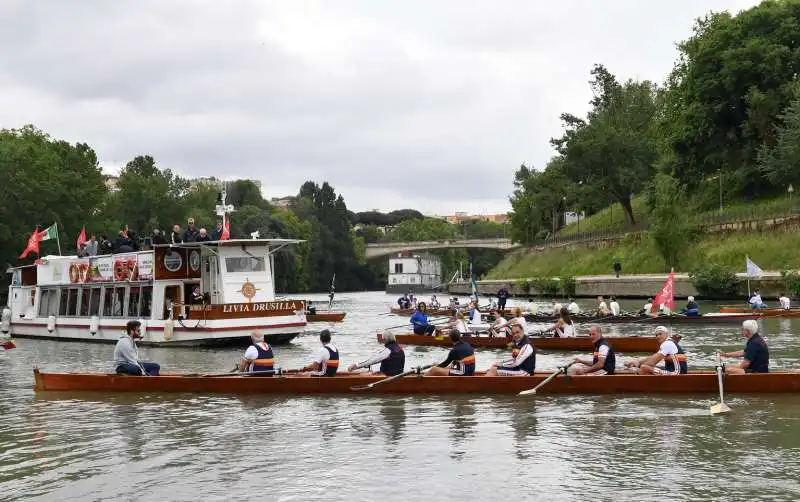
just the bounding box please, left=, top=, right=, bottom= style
left=141, top=286, right=153, bottom=318
left=67, top=288, right=79, bottom=316
left=394, top=263, right=403, bottom=273
left=38, top=289, right=50, bottom=317
left=79, top=288, right=91, bottom=317
left=59, top=289, right=69, bottom=316
left=89, top=288, right=101, bottom=316
left=103, top=286, right=126, bottom=317
left=45, top=288, right=59, bottom=317
left=128, top=287, right=141, bottom=318
left=225, top=256, right=265, bottom=273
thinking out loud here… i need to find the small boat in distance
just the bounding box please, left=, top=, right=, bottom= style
left=306, top=311, right=347, bottom=322
left=719, top=306, right=800, bottom=317
left=379, top=333, right=659, bottom=353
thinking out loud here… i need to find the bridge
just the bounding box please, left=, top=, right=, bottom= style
left=365, top=238, right=520, bottom=258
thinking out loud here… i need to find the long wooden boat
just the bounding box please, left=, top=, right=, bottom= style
left=523, top=313, right=759, bottom=324
left=306, top=312, right=347, bottom=322
left=33, top=368, right=800, bottom=395
left=380, top=333, right=659, bottom=352
left=719, top=307, right=800, bottom=317
left=391, top=307, right=459, bottom=316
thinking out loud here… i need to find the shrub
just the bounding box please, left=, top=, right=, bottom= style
left=531, top=276, right=559, bottom=296
left=515, top=279, right=531, bottom=294
left=560, top=275, right=577, bottom=297
left=689, top=264, right=740, bottom=298
left=781, top=270, right=800, bottom=298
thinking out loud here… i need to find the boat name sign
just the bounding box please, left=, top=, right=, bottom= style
left=222, top=300, right=304, bottom=313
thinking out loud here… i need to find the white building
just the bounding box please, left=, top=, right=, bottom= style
left=386, top=253, right=442, bottom=294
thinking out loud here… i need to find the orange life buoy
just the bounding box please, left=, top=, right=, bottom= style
left=114, top=260, right=127, bottom=281
left=69, top=263, right=80, bottom=283
left=127, top=258, right=138, bottom=281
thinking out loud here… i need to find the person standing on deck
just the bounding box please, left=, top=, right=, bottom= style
left=239, top=331, right=275, bottom=375
left=211, top=220, right=225, bottom=241
left=497, top=285, right=509, bottom=312
left=183, top=217, right=199, bottom=243
left=625, top=326, right=687, bottom=375
left=302, top=329, right=340, bottom=377
left=426, top=331, right=476, bottom=376
left=719, top=320, right=769, bottom=374
left=114, top=321, right=160, bottom=376
left=410, top=302, right=436, bottom=336
left=485, top=322, right=536, bottom=376
left=609, top=296, right=620, bottom=316
left=778, top=293, right=791, bottom=310
left=571, top=326, right=616, bottom=375
left=348, top=332, right=405, bottom=376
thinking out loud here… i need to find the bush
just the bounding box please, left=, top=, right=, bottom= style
left=560, top=275, right=577, bottom=297
left=689, top=264, right=740, bottom=298
left=781, top=270, right=800, bottom=298
left=531, top=276, right=559, bottom=295
left=515, top=279, right=531, bottom=294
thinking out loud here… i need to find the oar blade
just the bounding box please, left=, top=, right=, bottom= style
left=349, top=384, right=374, bottom=391
left=517, top=388, right=538, bottom=396
left=710, top=402, right=732, bottom=415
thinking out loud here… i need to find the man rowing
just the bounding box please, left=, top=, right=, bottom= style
left=485, top=322, right=536, bottom=376
left=397, top=294, right=411, bottom=309
left=596, top=296, right=610, bottom=316
left=624, top=326, right=687, bottom=375
left=544, top=307, right=575, bottom=337
left=488, top=309, right=510, bottom=337
left=114, top=320, right=161, bottom=376
left=681, top=296, right=700, bottom=316
left=719, top=319, right=769, bottom=374
left=426, top=331, right=476, bottom=376
left=410, top=302, right=436, bottom=335
left=570, top=325, right=616, bottom=375
left=348, top=332, right=405, bottom=376
left=301, top=329, right=340, bottom=377
left=239, top=330, right=275, bottom=375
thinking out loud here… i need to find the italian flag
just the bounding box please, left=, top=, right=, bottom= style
left=39, top=223, right=58, bottom=241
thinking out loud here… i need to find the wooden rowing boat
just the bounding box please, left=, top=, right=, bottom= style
left=32, top=368, right=800, bottom=395
left=523, top=313, right=759, bottom=324
left=306, top=312, right=347, bottom=322
left=390, top=307, right=506, bottom=316
left=379, top=333, right=659, bottom=352
left=718, top=307, right=800, bottom=317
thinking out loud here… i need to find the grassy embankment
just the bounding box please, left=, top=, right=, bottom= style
left=489, top=197, right=800, bottom=278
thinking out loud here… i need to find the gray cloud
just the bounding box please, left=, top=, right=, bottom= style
left=0, top=0, right=759, bottom=215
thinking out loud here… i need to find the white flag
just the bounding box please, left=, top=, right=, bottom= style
left=746, top=256, right=763, bottom=278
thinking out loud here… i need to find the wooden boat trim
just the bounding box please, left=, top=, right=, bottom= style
left=381, top=333, right=659, bottom=352
left=306, top=312, right=347, bottom=322
left=33, top=368, right=800, bottom=395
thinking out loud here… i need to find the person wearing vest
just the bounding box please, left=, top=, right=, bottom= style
left=571, top=325, right=616, bottom=375
left=239, top=331, right=276, bottom=375
left=485, top=322, right=536, bottom=376
left=625, top=326, right=688, bottom=375
left=302, top=329, right=340, bottom=377
left=348, top=332, right=406, bottom=376
left=426, top=331, right=476, bottom=376
left=719, top=319, right=770, bottom=374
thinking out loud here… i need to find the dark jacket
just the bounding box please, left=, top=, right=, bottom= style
left=183, top=228, right=199, bottom=243
left=170, top=232, right=182, bottom=244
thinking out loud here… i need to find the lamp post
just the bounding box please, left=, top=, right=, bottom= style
left=789, top=184, right=794, bottom=206
left=719, top=169, right=723, bottom=213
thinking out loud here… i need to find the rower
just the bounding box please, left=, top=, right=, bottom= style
left=488, top=309, right=509, bottom=338
left=302, top=329, right=340, bottom=377
left=397, top=294, right=411, bottom=309
left=567, top=298, right=581, bottom=315
left=749, top=290, right=766, bottom=309
left=551, top=300, right=563, bottom=316
left=468, top=301, right=482, bottom=325
left=778, top=293, right=791, bottom=310
left=571, top=325, right=616, bottom=375
left=681, top=296, right=700, bottom=316
left=348, top=331, right=405, bottom=376
left=596, top=296, right=610, bottom=316
left=429, top=295, right=441, bottom=309
left=719, top=320, right=769, bottom=374
left=485, top=322, right=536, bottom=376
left=449, top=312, right=471, bottom=336
left=545, top=307, right=575, bottom=338
left=640, top=298, right=654, bottom=316
left=509, top=307, right=528, bottom=334
left=624, top=326, right=687, bottom=375
left=239, top=330, right=275, bottom=375
left=426, top=331, right=475, bottom=376
left=410, top=302, right=436, bottom=336
left=113, top=320, right=161, bottom=376
left=609, top=296, right=620, bottom=316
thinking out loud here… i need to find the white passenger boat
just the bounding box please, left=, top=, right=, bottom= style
left=3, top=239, right=308, bottom=346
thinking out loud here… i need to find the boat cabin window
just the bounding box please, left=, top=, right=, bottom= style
left=128, top=285, right=152, bottom=318
left=79, top=288, right=91, bottom=317
left=89, top=287, right=101, bottom=316
left=38, top=289, right=52, bottom=317
left=103, top=286, right=126, bottom=317
left=67, top=288, right=79, bottom=316
left=225, top=256, right=265, bottom=273
left=141, top=286, right=152, bottom=318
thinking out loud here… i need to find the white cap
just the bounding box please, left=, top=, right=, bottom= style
left=742, top=319, right=758, bottom=334
left=654, top=325, right=669, bottom=335
left=688, top=296, right=694, bottom=302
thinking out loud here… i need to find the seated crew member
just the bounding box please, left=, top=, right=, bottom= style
left=397, top=294, right=411, bottom=309
left=640, top=298, right=654, bottom=316
left=624, top=326, right=687, bottom=375
left=485, top=322, right=536, bottom=376
left=719, top=319, right=769, bottom=374
left=567, top=298, right=581, bottom=315
left=596, top=296, right=610, bottom=316
left=609, top=296, right=620, bottom=316
left=449, top=312, right=471, bottom=336
left=545, top=307, right=576, bottom=337
left=426, top=331, right=476, bottom=376
left=509, top=306, right=528, bottom=335
left=778, top=293, right=791, bottom=310
left=114, top=320, right=161, bottom=376
left=681, top=296, right=700, bottom=316
left=551, top=300, right=563, bottom=316
left=749, top=290, right=766, bottom=309
left=239, top=330, right=275, bottom=375
left=468, top=301, right=482, bottom=325
left=571, top=325, right=616, bottom=376
left=410, top=302, right=436, bottom=335
left=488, top=309, right=509, bottom=338
left=429, top=295, right=441, bottom=309
left=348, top=331, right=405, bottom=376
left=301, top=329, right=340, bottom=377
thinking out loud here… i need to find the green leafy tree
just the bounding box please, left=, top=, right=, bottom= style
left=648, top=173, right=694, bottom=270
left=758, top=83, right=800, bottom=187
left=508, top=160, right=575, bottom=243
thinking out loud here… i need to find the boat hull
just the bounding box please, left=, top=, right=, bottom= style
left=719, top=307, right=800, bottom=317
left=381, top=333, right=659, bottom=352
left=33, top=369, right=800, bottom=395
left=306, top=312, right=347, bottom=322
left=524, top=313, right=759, bottom=324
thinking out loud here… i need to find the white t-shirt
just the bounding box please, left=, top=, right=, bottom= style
left=454, top=319, right=471, bottom=335
left=528, top=302, right=538, bottom=315
left=750, top=294, right=763, bottom=306
left=610, top=301, right=620, bottom=315
left=598, top=301, right=609, bottom=314
left=643, top=302, right=653, bottom=313
left=552, top=303, right=563, bottom=316
left=779, top=296, right=791, bottom=309
left=512, top=316, right=528, bottom=334
left=596, top=344, right=609, bottom=359
left=469, top=309, right=482, bottom=324
left=493, top=316, right=509, bottom=330
left=568, top=302, right=580, bottom=314
left=310, top=343, right=338, bottom=375
left=557, top=321, right=576, bottom=337
left=658, top=339, right=679, bottom=357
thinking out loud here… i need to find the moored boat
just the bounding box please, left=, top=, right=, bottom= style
left=33, top=368, right=800, bottom=395
left=379, top=333, right=659, bottom=352
left=719, top=307, right=800, bottom=317
left=306, top=312, right=347, bottom=322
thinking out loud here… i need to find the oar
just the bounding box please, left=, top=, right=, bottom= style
left=518, top=362, right=575, bottom=395
left=350, top=363, right=436, bottom=391
left=710, top=353, right=732, bottom=415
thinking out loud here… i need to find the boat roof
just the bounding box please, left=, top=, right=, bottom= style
left=153, top=238, right=304, bottom=248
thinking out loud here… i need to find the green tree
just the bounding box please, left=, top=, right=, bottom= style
left=758, top=83, right=800, bottom=187
left=648, top=173, right=694, bottom=269
left=508, top=160, right=575, bottom=243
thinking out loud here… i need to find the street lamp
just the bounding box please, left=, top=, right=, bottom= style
left=789, top=184, right=794, bottom=206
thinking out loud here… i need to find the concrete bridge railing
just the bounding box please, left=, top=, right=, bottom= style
left=365, top=238, right=520, bottom=258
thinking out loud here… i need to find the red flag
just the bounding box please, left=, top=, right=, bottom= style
left=650, top=271, right=675, bottom=314
left=1, top=340, right=16, bottom=350
left=76, top=226, right=87, bottom=249
left=20, top=227, right=43, bottom=259
left=221, top=218, right=230, bottom=240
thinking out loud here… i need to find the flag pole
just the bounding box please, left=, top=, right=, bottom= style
left=55, top=222, right=62, bottom=256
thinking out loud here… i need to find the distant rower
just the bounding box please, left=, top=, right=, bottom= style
left=681, top=296, right=700, bottom=316
left=719, top=320, right=769, bottom=374
left=426, top=331, right=476, bottom=376
left=349, top=332, right=405, bottom=376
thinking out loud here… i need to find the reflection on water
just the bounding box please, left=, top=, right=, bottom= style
left=2, top=293, right=800, bottom=501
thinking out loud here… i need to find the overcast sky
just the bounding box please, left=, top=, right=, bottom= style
left=1, top=0, right=759, bottom=216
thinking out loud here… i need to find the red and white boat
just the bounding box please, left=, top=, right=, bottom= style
left=4, top=239, right=308, bottom=346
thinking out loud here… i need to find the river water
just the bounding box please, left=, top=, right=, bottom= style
left=2, top=292, right=800, bottom=501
